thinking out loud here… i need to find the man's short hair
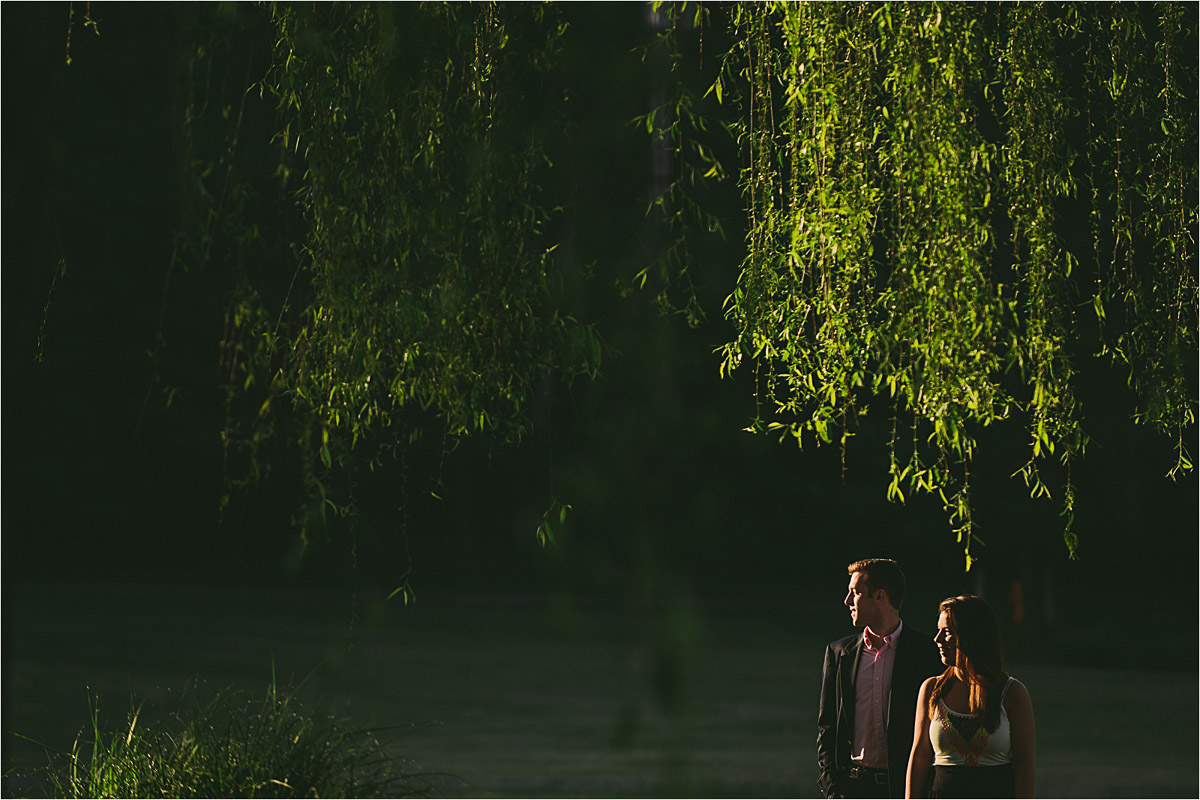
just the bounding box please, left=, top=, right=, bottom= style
left=847, top=558, right=906, bottom=610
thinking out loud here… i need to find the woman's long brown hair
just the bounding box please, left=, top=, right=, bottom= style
left=928, top=595, right=1009, bottom=732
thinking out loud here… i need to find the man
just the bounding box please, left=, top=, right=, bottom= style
left=817, top=559, right=943, bottom=798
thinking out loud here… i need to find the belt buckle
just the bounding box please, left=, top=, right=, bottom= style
left=848, top=766, right=888, bottom=785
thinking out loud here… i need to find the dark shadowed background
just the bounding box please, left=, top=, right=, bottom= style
left=3, top=4, right=1197, bottom=797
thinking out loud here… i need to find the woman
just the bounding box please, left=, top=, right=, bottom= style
left=906, top=595, right=1035, bottom=798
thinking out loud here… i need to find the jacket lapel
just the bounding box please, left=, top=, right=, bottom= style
left=841, top=634, right=865, bottom=727
left=886, top=628, right=904, bottom=729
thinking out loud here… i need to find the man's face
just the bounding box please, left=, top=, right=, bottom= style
left=844, top=571, right=883, bottom=629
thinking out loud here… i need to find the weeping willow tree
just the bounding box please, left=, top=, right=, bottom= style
left=156, top=2, right=1194, bottom=572
left=169, top=4, right=600, bottom=562
left=672, top=2, right=1198, bottom=567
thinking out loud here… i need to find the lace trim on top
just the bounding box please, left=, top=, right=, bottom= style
left=930, top=678, right=1013, bottom=767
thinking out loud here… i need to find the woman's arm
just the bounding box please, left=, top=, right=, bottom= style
left=906, top=677, right=937, bottom=799
left=1005, top=679, right=1036, bottom=798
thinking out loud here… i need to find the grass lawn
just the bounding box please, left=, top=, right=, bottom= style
left=3, top=582, right=1195, bottom=797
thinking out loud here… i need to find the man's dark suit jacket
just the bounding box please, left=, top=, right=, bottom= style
left=816, top=625, right=943, bottom=798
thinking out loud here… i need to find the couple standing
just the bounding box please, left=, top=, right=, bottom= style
left=817, top=559, right=1036, bottom=798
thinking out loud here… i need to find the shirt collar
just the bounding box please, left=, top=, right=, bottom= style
left=863, top=619, right=903, bottom=651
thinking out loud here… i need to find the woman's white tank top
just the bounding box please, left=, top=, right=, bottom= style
left=930, top=678, right=1013, bottom=767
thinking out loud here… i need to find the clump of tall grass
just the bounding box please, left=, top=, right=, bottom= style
left=14, top=678, right=431, bottom=798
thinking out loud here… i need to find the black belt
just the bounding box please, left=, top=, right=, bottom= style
left=846, top=765, right=889, bottom=785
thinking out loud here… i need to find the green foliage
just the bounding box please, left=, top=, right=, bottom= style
left=1079, top=3, right=1199, bottom=476
left=64, top=2, right=100, bottom=66
left=1001, top=2, right=1081, bottom=543
left=535, top=497, right=572, bottom=547
left=673, top=2, right=1197, bottom=565
left=173, top=4, right=602, bottom=548
left=258, top=4, right=598, bottom=443
left=94, top=2, right=1195, bottom=570
left=633, top=2, right=728, bottom=327
left=14, top=681, right=428, bottom=798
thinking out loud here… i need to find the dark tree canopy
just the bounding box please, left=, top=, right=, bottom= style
left=45, top=1, right=1198, bottom=573
left=168, top=4, right=601, bottom=551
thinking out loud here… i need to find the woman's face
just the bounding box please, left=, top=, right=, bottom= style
left=933, top=610, right=957, bottom=667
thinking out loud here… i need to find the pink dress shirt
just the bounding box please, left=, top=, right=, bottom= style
left=850, top=620, right=903, bottom=768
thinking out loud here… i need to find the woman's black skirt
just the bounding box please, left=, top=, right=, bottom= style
left=930, top=764, right=1015, bottom=798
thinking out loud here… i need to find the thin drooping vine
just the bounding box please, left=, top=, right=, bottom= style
left=1001, top=2, right=1084, bottom=553
left=635, top=2, right=729, bottom=327
left=1082, top=3, right=1198, bottom=477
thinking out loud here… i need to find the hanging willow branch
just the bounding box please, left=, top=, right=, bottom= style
left=257, top=4, right=599, bottom=445
left=176, top=4, right=602, bottom=542
left=698, top=2, right=1197, bottom=568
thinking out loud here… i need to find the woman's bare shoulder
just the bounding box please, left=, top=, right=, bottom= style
left=1003, top=677, right=1032, bottom=707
